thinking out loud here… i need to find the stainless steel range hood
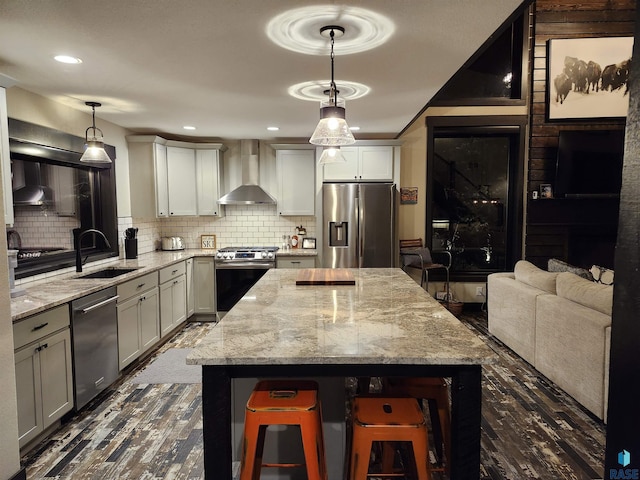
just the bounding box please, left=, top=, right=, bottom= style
left=218, top=140, right=276, bottom=205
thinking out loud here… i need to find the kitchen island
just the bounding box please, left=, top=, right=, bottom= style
left=187, top=268, right=497, bottom=479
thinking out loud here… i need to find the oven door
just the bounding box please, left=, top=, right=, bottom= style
left=215, top=262, right=272, bottom=313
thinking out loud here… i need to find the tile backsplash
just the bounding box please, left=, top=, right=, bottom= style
left=11, top=206, right=79, bottom=249
left=118, top=204, right=316, bottom=255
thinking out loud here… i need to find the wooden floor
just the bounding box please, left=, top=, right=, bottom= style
left=21, top=311, right=606, bottom=479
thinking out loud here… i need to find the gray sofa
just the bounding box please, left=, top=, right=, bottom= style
left=487, top=260, right=613, bottom=421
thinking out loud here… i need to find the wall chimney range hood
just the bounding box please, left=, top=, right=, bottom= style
left=218, top=140, right=276, bottom=205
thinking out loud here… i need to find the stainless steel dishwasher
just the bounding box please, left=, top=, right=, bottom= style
left=71, top=286, right=119, bottom=410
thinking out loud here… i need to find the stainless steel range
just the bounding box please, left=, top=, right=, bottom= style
left=215, top=246, right=278, bottom=314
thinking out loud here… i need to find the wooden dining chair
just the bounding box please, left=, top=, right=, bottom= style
left=399, top=238, right=451, bottom=298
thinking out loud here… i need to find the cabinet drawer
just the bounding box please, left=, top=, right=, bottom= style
left=117, top=272, right=158, bottom=300
left=13, top=305, right=70, bottom=350
left=159, top=261, right=186, bottom=284
left=277, top=257, right=316, bottom=269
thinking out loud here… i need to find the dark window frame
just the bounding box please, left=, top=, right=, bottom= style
left=431, top=7, right=531, bottom=107
left=426, top=115, right=526, bottom=282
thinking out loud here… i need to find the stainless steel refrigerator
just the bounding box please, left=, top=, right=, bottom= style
left=323, top=182, right=398, bottom=268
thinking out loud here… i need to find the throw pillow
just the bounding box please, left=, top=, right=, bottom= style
left=590, top=265, right=615, bottom=285
left=514, top=260, right=558, bottom=294
left=556, top=271, right=613, bottom=315
left=547, top=258, right=594, bottom=281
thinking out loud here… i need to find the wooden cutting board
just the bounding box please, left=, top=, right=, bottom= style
left=295, top=268, right=356, bottom=285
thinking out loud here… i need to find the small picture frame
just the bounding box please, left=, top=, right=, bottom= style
left=200, top=234, right=216, bottom=249
left=540, top=184, right=553, bottom=199
left=400, top=187, right=418, bottom=205
left=302, top=237, right=316, bottom=249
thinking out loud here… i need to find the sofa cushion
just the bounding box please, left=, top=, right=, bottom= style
left=547, top=258, right=593, bottom=281
left=556, top=272, right=613, bottom=316
left=514, top=260, right=558, bottom=294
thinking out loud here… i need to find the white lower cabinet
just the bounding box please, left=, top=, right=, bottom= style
left=186, top=258, right=195, bottom=317
left=117, top=273, right=160, bottom=370
left=159, top=262, right=187, bottom=337
left=277, top=257, right=316, bottom=269
left=13, top=306, right=73, bottom=448
left=193, top=256, right=216, bottom=315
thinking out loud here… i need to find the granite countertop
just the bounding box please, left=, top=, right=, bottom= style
left=188, top=268, right=497, bottom=367
left=275, top=249, right=317, bottom=257
left=11, top=249, right=216, bottom=322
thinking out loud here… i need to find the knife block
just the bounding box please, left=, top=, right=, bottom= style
left=124, top=238, right=138, bottom=259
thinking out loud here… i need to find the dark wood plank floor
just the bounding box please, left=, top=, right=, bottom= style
left=21, top=311, right=605, bottom=479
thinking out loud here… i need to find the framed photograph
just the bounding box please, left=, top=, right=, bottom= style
left=400, top=187, right=418, bottom=205
left=302, top=237, right=316, bottom=249
left=200, top=234, right=216, bottom=249
left=547, top=37, right=633, bottom=120
left=540, top=184, right=553, bottom=199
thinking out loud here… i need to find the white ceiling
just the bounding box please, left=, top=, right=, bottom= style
left=0, top=1, right=525, bottom=141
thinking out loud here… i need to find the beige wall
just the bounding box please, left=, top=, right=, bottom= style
left=398, top=105, right=527, bottom=302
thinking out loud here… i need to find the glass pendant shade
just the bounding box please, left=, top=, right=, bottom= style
left=318, top=146, right=347, bottom=164
left=80, top=133, right=112, bottom=163
left=310, top=101, right=355, bottom=146
left=80, top=101, right=112, bottom=164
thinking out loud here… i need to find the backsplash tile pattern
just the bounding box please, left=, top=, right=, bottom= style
left=11, top=207, right=79, bottom=249
left=123, top=204, right=316, bottom=254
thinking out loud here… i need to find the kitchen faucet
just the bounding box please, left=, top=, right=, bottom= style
left=74, top=228, right=111, bottom=272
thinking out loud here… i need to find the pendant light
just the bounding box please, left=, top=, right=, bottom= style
left=318, top=146, right=347, bottom=164
left=80, top=101, right=112, bottom=163
left=309, top=26, right=355, bottom=146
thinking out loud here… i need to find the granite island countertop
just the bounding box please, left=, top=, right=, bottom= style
left=188, top=268, right=497, bottom=366
left=11, top=249, right=217, bottom=321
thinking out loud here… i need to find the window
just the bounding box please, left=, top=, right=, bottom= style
left=9, top=119, right=118, bottom=279
left=431, top=11, right=529, bottom=105
left=426, top=116, right=525, bottom=281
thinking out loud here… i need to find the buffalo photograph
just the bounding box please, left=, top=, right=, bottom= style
left=548, top=36, right=633, bottom=120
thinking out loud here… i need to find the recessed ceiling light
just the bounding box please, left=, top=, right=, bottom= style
left=183, top=125, right=196, bottom=130
left=267, top=126, right=279, bottom=131
left=349, top=126, right=361, bottom=131
left=54, top=55, right=82, bottom=64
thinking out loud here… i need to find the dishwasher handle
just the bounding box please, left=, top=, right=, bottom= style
left=77, top=295, right=119, bottom=314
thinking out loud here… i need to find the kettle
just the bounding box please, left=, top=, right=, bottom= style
left=161, top=236, right=185, bottom=251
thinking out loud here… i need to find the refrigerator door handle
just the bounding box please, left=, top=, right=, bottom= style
left=356, top=196, right=363, bottom=268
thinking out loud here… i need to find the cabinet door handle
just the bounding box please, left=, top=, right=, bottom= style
left=31, top=322, right=49, bottom=332
left=173, top=280, right=179, bottom=285
left=291, top=261, right=301, bottom=264
left=137, top=283, right=146, bottom=289
left=36, top=343, right=49, bottom=353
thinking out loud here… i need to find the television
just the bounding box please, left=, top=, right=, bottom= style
left=555, top=130, right=625, bottom=199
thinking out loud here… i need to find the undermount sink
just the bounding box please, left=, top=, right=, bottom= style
left=79, top=267, right=139, bottom=279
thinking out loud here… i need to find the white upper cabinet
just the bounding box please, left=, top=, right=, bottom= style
left=322, top=145, right=395, bottom=182
left=195, top=149, right=224, bottom=217
left=154, top=143, right=169, bottom=217
left=127, top=136, right=225, bottom=218
left=166, top=146, right=198, bottom=216
left=275, top=148, right=315, bottom=216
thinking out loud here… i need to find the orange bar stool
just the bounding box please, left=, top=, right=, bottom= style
left=240, top=380, right=327, bottom=480
left=383, top=377, right=451, bottom=476
left=349, top=396, right=432, bottom=480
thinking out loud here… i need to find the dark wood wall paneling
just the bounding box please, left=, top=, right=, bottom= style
left=526, top=0, right=636, bottom=269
